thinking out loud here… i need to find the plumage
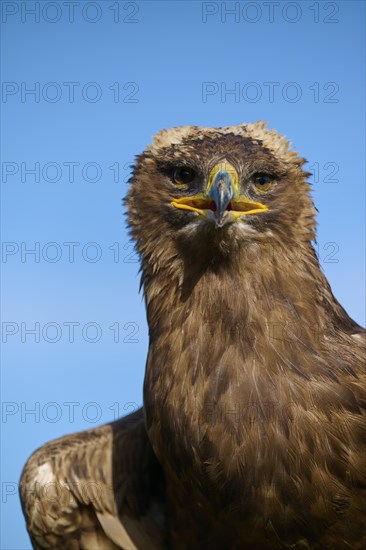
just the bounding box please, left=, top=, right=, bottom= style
left=20, top=412, right=166, bottom=549
left=20, top=122, right=366, bottom=549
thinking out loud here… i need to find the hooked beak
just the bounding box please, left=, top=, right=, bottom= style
left=171, top=161, right=268, bottom=227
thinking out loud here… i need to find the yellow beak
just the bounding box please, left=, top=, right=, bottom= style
left=171, top=161, right=268, bottom=226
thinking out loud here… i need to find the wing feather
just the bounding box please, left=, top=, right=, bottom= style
left=20, top=410, right=166, bottom=549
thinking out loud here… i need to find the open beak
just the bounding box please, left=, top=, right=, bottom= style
left=171, top=161, right=268, bottom=227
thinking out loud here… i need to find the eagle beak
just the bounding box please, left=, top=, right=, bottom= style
left=171, top=161, right=268, bottom=227
left=206, top=166, right=236, bottom=226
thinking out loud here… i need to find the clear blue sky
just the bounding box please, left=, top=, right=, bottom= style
left=1, top=1, right=365, bottom=548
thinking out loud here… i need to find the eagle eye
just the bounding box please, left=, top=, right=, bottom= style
left=173, top=166, right=195, bottom=185
left=252, top=173, right=274, bottom=193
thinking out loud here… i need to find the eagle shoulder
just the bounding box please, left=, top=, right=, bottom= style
left=20, top=410, right=166, bottom=549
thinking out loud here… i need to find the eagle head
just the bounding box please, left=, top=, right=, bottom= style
left=127, top=122, right=316, bottom=266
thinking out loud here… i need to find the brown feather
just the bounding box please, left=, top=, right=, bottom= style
left=127, top=123, right=366, bottom=548
left=21, top=122, right=365, bottom=549
left=20, top=411, right=166, bottom=549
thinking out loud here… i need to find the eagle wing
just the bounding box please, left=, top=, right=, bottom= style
left=19, top=409, right=166, bottom=549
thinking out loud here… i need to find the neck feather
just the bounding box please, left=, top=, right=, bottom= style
left=141, top=238, right=359, bottom=485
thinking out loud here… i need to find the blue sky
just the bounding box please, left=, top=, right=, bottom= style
left=1, top=1, right=365, bottom=547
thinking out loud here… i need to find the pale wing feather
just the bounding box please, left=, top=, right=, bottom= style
left=20, top=410, right=166, bottom=549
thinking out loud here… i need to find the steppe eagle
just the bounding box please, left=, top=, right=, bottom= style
left=20, top=122, right=366, bottom=549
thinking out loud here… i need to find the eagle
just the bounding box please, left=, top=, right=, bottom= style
left=20, top=122, right=366, bottom=549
